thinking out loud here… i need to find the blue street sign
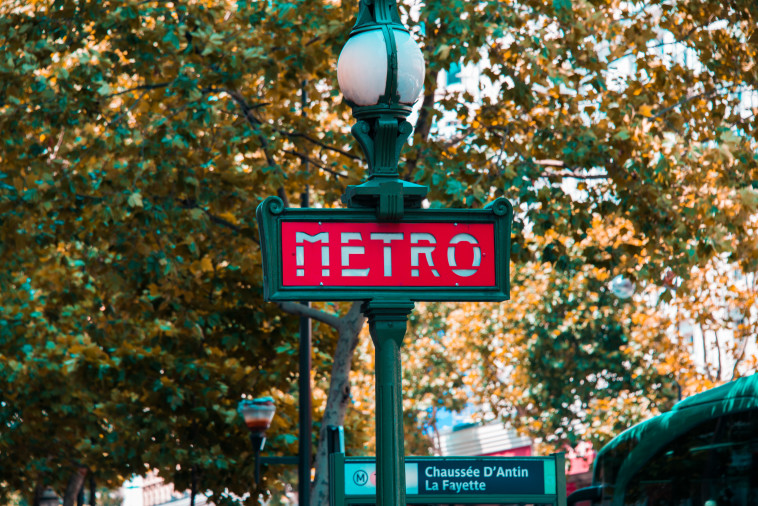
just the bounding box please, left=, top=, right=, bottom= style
left=330, top=453, right=567, bottom=505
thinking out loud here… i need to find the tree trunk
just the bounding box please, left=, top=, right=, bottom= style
left=310, top=302, right=365, bottom=506
left=277, top=300, right=366, bottom=506
left=63, top=467, right=88, bottom=506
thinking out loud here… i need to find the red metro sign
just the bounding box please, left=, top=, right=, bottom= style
left=282, top=222, right=495, bottom=288
left=256, top=197, right=513, bottom=302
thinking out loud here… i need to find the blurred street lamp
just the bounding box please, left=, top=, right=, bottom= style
left=238, top=397, right=276, bottom=486
left=39, top=488, right=60, bottom=506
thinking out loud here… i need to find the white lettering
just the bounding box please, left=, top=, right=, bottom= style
left=448, top=233, right=481, bottom=277
left=410, top=233, right=439, bottom=277
left=493, top=466, right=528, bottom=478
left=341, top=232, right=369, bottom=277
left=440, top=479, right=486, bottom=493
left=296, top=232, right=329, bottom=276
left=370, top=233, right=404, bottom=276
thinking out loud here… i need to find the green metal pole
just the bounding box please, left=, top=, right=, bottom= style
left=362, top=300, right=414, bottom=506
left=555, top=452, right=567, bottom=506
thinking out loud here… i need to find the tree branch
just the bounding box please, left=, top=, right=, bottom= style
left=277, top=301, right=342, bottom=328
left=205, top=209, right=255, bottom=240
left=534, top=159, right=565, bottom=167
left=404, top=78, right=439, bottom=179
left=544, top=170, right=610, bottom=180
left=107, top=82, right=172, bottom=98
left=441, top=127, right=475, bottom=150
left=415, top=82, right=438, bottom=143
left=652, top=83, right=743, bottom=119
left=224, top=88, right=277, bottom=168
left=283, top=131, right=361, bottom=161
left=178, top=199, right=258, bottom=242
left=225, top=88, right=289, bottom=207
left=107, top=90, right=149, bottom=127
left=336, top=300, right=366, bottom=337
left=277, top=187, right=290, bottom=209
left=282, top=149, right=349, bottom=178
left=491, top=150, right=611, bottom=181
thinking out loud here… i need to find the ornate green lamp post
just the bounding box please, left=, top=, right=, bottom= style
left=337, top=0, right=427, bottom=221
left=336, top=1, right=426, bottom=505
left=256, top=2, right=512, bottom=504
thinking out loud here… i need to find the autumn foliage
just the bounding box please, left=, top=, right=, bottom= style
left=1, top=0, right=757, bottom=505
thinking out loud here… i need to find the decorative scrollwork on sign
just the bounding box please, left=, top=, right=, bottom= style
left=261, top=196, right=285, bottom=216
left=486, top=197, right=513, bottom=217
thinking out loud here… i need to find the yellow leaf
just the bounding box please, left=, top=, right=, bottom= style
left=200, top=256, right=213, bottom=272
left=219, top=211, right=238, bottom=225
left=639, top=105, right=653, bottom=117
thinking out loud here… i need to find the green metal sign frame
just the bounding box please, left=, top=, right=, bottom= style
left=256, top=196, right=513, bottom=302
left=329, top=453, right=567, bottom=506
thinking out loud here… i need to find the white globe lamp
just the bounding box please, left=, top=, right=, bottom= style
left=338, top=28, right=425, bottom=107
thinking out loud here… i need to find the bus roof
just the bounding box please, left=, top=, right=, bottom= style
left=592, top=373, right=758, bottom=483
left=671, top=373, right=758, bottom=411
